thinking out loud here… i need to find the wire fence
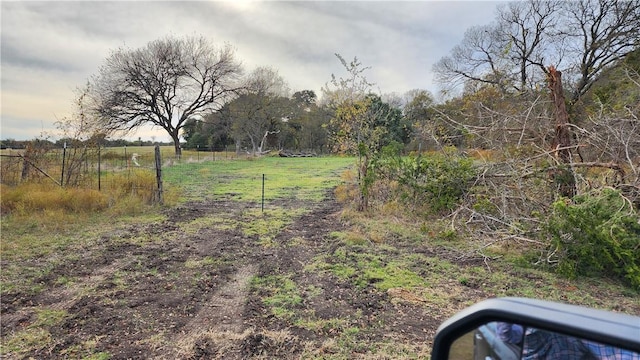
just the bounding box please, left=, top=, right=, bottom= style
left=1, top=145, right=350, bottom=209
left=2, top=147, right=251, bottom=192
left=161, top=155, right=351, bottom=205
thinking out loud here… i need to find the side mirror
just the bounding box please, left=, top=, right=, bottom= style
left=431, top=297, right=640, bottom=360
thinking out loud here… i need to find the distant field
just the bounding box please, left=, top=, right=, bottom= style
left=162, top=155, right=355, bottom=202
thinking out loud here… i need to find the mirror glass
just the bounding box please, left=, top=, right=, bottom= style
left=449, top=321, right=640, bottom=360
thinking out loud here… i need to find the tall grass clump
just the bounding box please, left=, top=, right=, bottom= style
left=1, top=171, right=169, bottom=259
left=1, top=183, right=109, bottom=215
left=104, top=169, right=158, bottom=205
left=1, top=170, right=162, bottom=217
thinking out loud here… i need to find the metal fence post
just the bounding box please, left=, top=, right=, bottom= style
left=61, top=142, right=67, bottom=187
left=155, top=145, right=163, bottom=205
left=97, top=145, right=101, bottom=191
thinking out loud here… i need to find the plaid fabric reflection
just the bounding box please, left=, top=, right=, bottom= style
left=582, top=340, right=640, bottom=360
left=522, top=328, right=596, bottom=360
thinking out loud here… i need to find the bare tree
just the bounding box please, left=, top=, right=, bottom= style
left=435, top=0, right=640, bottom=103
left=496, top=0, right=559, bottom=92
left=91, top=36, right=243, bottom=157
left=433, top=24, right=512, bottom=95
left=56, top=83, right=105, bottom=186
left=229, top=67, right=290, bottom=155
left=561, top=0, right=640, bottom=104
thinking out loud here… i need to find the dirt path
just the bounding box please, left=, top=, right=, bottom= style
left=3, top=190, right=640, bottom=359
left=4, top=194, right=439, bottom=359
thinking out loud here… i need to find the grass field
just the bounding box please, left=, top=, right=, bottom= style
left=162, top=156, right=355, bottom=202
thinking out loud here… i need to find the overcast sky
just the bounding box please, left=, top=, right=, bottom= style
left=1, top=1, right=503, bottom=142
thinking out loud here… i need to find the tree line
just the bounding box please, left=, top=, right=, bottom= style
left=0, top=137, right=170, bottom=150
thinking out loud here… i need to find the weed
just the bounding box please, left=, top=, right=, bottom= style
left=437, top=229, right=458, bottom=242
left=1, top=308, right=68, bottom=357
left=250, top=274, right=303, bottom=320
left=33, top=308, right=68, bottom=327
left=3, top=328, right=52, bottom=356
left=81, top=352, right=111, bottom=360
left=295, top=316, right=349, bottom=333
left=361, top=261, right=427, bottom=291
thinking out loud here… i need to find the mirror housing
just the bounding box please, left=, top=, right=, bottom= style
left=431, top=297, right=640, bottom=360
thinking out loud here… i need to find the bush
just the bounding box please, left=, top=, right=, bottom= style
left=545, top=188, right=640, bottom=289
left=389, top=148, right=476, bottom=213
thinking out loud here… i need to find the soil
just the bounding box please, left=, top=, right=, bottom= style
left=1, top=193, right=638, bottom=359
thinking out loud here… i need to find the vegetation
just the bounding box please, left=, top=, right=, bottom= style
left=2, top=156, right=638, bottom=359
left=2, top=0, right=639, bottom=356
left=90, top=36, right=243, bottom=157
left=545, top=189, right=640, bottom=289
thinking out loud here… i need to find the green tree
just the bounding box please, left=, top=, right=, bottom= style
left=403, top=89, right=436, bottom=151
left=323, top=54, right=409, bottom=210
left=280, top=90, right=329, bottom=152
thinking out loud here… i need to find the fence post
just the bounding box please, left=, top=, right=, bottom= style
left=155, top=145, right=163, bottom=205
left=61, top=142, right=67, bottom=187
left=21, top=146, right=32, bottom=182
left=262, top=174, right=265, bottom=212
left=97, top=145, right=101, bottom=191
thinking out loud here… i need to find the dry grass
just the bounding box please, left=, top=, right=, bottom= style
left=174, top=328, right=297, bottom=359
left=1, top=170, right=178, bottom=260
left=1, top=183, right=109, bottom=215
left=467, top=148, right=499, bottom=162
left=1, top=169, right=170, bottom=216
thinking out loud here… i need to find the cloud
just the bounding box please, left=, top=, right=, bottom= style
left=1, top=0, right=503, bottom=141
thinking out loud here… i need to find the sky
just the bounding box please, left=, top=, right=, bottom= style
left=1, top=0, right=503, bottom=142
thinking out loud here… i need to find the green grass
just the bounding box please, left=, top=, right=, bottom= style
left=240, top=208, right=306, bottom=246
left=3, top=153, right=639, bottom=358
left=2, top=308, right=69, bottom=356
left=308, top=246, right=431, bottom=291
left=250, top=274, right=303, bottom=320
left=162, top=156, right=354, bottom=202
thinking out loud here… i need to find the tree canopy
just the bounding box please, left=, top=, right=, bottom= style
left=91, top=36, right=243, bottom=156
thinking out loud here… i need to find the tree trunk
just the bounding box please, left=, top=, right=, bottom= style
left=547, top=65, right=576, bottom=198
left=358, top=152, right=370, bottom=211
left=249, top=136, right=257, bottom=155
left=258, top=130, right=269, bottom=154
left=171, top=133, right=182, bottom=159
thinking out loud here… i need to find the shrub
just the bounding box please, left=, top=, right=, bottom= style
left=545, top=188, right=640, bottom=289
left=389, top=147, right=476, bottom=213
